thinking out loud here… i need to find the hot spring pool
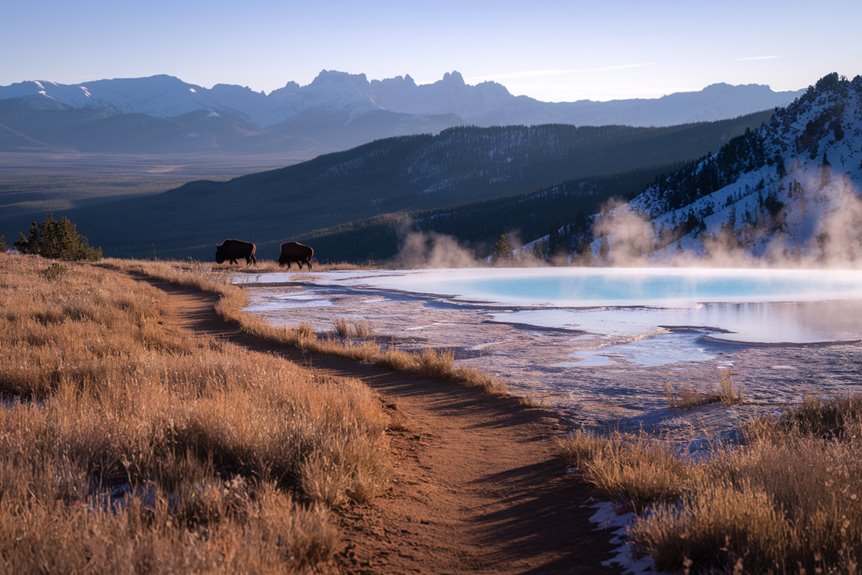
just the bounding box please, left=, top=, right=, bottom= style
left=235, top=267, right=862, bottom=436
left=236, top=267, right=862, bottom=344
left=334, top=266, right=862, bottom=305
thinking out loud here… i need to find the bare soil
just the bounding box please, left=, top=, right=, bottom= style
left=141, top=277, right=616, bottom=575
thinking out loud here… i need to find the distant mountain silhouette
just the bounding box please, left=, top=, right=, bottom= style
left=0, top=71, right=803, bottom=156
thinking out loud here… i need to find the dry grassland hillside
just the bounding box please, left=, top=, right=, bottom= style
left=0, top=253, right=389, bottom=573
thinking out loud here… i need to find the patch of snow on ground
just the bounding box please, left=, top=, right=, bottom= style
left=589, top=500, right=662, bottom=574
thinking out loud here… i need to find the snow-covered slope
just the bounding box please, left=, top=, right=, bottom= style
left=593, top=73, right=862, bottom=265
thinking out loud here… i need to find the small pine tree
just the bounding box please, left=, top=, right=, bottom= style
left=547, top=226, right=561, bottom=255
left=492, top=234, right=513, bottom=263
left=775, top=154, right=786, bottom=178
left=14, top=214, right=102, bottom=261
left=531, top=240, right=547, bottom=261
left=0, top=234, right=6, bottom=253
left=820, top=152, right=832, bottom=188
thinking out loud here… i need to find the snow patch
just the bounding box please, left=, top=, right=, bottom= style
left=589, top=501, right=661, bottom=574
left=79, top=85, right=92, bottom=98
left=189, top=87, right=197, bottom=93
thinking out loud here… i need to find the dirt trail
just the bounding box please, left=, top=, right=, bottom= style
left=143, top=278, right=616, bottom=575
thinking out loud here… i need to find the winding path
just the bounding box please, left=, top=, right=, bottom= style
left=140, top=276, right=616, bottom=575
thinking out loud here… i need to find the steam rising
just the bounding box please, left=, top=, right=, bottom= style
left=394, top=230, right=480, bottom=268
left=593, top=200, right=655, bottom=266
left=807, top=175, right=862, bottom=266
left=388, top=170, right=862, bottom=270
left=590, top=171, right=862, bottom=269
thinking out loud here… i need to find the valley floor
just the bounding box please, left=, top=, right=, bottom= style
left=143, top=276, right=615, bottom=574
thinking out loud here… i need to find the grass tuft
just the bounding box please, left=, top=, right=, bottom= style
left=40, top=262, right=68, bottom=281
left=666, top=369, right=743, bottom=409
left=560, top=430, right=699, bottom=511
left=334, top=317, right=351, bottom=338
left=333, top=318, right=373, bottom=340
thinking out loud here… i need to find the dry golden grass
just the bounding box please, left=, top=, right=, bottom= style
left=333, top=318, right=374, bottom=340
left=352, top=321, right=373, bottom=339
left=560, top=430, right=700, bottom=511
left=562, top=396, right=862, bottom=573
left=0, top=253, right=389, bottom=573
left=334, top=317, right=351, bottom=338
left=665, top=369, right=743, bottom=410
left=108, top=258, right=507, bottom=395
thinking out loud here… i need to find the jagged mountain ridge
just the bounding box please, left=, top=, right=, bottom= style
left=588, top=73, right=862, bottom=264
left=0, top=71, right=803, bottom=155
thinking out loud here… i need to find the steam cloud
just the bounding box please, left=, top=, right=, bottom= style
left=391, top=220, right=547, bottom=268
left=389, top=168, right=862, bottom=270
left=389, top=215, right=482, bottom=268
left=592, top=200, right=656, bottom=266
left=591, top=171, right=862, bottom=269
left=394, top=230, right=481, bottom=268
left=805, top=174, right=862, bottom=266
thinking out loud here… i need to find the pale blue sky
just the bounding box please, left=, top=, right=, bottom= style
left=2, top=0, right=859, bottom=101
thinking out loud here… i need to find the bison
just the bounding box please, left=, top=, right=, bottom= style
left=278, top=241, right=314, bottom=270
left=215, top=239, right=257, bottom=265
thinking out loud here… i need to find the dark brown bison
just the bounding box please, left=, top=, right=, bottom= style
left=278, top=241, right=314, bottom=269
left=215, top=239, right=257, bottom=265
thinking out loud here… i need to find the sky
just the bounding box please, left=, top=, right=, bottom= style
left=1, top=0, right=860, bottom=102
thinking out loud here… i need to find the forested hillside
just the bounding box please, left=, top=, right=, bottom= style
left=60, top=113, right=772, bottom=260
left=300, top=167, right=674, bottom=262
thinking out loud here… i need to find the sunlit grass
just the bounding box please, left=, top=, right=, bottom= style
left=665, top=369, right=743, bottom=409
left=0, top=253, right=389, bottom=572
left=561, top=396, right=862, bottom=572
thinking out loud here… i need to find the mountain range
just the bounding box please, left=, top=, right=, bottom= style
left=0, top=71, right=804, bottom=156
left=175, top=72, right=859, bottom=266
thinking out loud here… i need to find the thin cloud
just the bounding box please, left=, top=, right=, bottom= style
left=735, top=55, right=780, bottom=62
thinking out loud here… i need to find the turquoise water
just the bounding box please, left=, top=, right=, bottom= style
left=350, top=268, right=862, bottom=307
left=235, top=267, right=862, bottom=344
